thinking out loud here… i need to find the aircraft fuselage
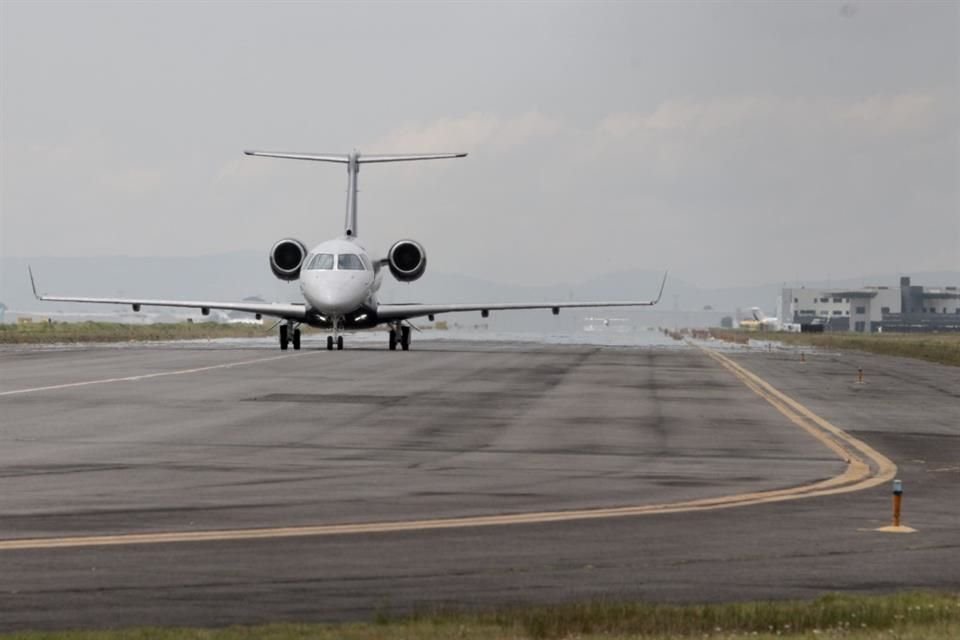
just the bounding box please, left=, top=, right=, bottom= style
left=298, top=237, right=383, bottom=329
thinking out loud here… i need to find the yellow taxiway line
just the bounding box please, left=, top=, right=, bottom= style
left=0, top=344, right=896, bottom=551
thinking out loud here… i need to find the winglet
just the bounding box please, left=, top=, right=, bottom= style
left=28, top=265, right=41, bottom=300
left=653, top=271, right=668, bottom=304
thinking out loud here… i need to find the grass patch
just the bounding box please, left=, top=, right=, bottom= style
left=2, top=592, right=958, bottom=639
left=709, top=329, right=960, bottom=367
left=0, top=321, right=284, bottom=345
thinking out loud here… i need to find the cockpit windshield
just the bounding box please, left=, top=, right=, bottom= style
left=337, top=253, right=366, bottom=270
left=305, top=253, right=334, bottom=270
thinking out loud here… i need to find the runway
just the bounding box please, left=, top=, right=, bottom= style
left=0, top=336, right=957, bottom=630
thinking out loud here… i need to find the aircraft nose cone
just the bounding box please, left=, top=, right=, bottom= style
left=304, top=277, right=365, bottom=313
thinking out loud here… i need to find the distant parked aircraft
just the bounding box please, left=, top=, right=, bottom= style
left=583, top=317, right=629, bottom=332
left=739, top=307, right=799, bottom=332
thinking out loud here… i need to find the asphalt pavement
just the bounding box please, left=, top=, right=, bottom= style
left=0, top=337, right=956, bottom=631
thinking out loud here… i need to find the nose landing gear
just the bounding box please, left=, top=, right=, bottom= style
left=327, top=317, right=344, bottom=351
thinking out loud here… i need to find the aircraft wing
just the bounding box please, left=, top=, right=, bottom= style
left=377, top=273, right=667, bottom=322
left=28, top=268, right=308, bottom=321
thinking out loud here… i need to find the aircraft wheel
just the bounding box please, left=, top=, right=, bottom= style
left=388, top=329, right=397, bottom=351
left=400, top=326, right=411, bottom=351
left=292, top=328, right=301, bottom=351
left=337, top=336, right=344, bottom=351
left=326, top=336, right=333, bottom=351
left=279, top=324, right=289, bottom=351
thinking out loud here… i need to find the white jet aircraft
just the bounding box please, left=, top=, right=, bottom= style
left=745, top=307, right=781, bottom=330
left=739, top=307, right=800, bottom=332
left=30, top=150, right=667, bottom=351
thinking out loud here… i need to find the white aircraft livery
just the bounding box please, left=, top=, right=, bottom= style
left=30, top=150, right=666, bottom=351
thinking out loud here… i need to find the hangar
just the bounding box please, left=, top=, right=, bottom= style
left=780, top=277, right=960, bottom=333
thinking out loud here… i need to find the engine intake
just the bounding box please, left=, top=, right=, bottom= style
left=387, top=239, right=427, bottom=282
left=269, top=238, right=308, bottom=281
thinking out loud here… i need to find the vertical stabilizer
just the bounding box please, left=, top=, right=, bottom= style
left=346, top=153, right=359, bottom=237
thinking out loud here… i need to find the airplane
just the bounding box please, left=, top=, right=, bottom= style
left=739, top=307, right=800, bottom=332
left=740, top=307, right=780, bottom=331
left=29, top=150, right=667, bottom=351
left=583, top=317, right=629, bottom=332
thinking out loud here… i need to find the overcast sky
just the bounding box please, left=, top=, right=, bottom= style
left=1, top=1, right=957, bottom=288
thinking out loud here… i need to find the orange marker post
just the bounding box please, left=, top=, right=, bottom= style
left=892, top=479, right=903, bottom=527
left=858, top=368, right=864, bottom=384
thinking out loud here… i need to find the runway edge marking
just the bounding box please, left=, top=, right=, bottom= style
left=0, top=344, right=897, bottom=551
left=0, top=351, right=315, bottom=397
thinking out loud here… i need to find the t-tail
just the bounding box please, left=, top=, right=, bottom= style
left=243, top=150, right=467, bottom=238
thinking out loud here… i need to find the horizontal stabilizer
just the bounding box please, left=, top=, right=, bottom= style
left=243, top=151, right=350, bottom=163
left=354, top=153, right=467, bottom=163
left=243, top=151, right=467, bottom=164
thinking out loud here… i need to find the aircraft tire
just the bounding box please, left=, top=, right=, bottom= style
left=326, top=336, right=333, bottom=351
left=388, top=329, right=397, bottom=351
left=292, top=329, right=301, bottom=350
left=337, top=336, right=344, bottom=351
left=280, top=324, right=289, bottom=351
left=400, top=326, right=411, bottom=351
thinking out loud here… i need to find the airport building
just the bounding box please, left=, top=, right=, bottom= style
left=779, top=277, right=960, bottom=333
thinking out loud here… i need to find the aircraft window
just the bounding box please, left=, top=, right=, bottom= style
left=306, top=253, right=334, bottom=270
left=338, top=254, right=365, bottom=270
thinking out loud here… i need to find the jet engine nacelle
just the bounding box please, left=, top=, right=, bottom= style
left=269, top=238, right=308, bottom=281
left=387, top=239, right=427, bottom=282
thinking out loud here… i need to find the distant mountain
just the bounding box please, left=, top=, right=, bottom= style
left=2, top=253, right=956, bottom=329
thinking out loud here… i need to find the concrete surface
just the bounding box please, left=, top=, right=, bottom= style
left=0, top=338, right=956, bottom=631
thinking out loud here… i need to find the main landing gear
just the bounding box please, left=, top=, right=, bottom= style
left=279, top=322, right=301, bottom=351
left=388, top=324, right=411, bottom=351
